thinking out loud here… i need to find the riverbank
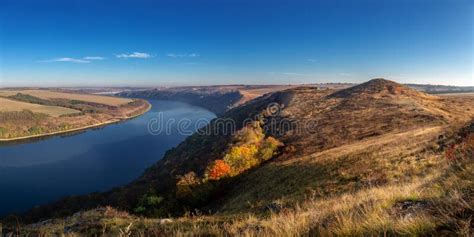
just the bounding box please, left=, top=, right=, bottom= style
left=0, top=100, right=216, bottom=217
left=0, top=100, right=151, bottom=142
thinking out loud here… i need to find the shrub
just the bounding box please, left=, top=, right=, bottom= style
left=28, top=126, right=43, bottom=135
left=445, top=134, right=474, bottom=162
left=175, top=171, right=215, bottom=207
left=176, top=172, right=201, bottom=199
left=258, top=136, right=283, bottom=161
left=0, top=127, right=7, bottom=137
left=445, top=144, right=456, bottom=161
left=465, top=134, right=474, bottom=157
left=133, top=193, right=164, bottom=216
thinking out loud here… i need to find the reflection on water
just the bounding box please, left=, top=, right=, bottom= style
left=0, top=100, right=216, bottom=216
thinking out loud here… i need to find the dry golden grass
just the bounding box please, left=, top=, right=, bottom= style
left=0, top=97, right=79, bottom=117
left=0, top=89, right=132, bottom=106
left=217, top=168, right=470, bottom=236
left=17, top=161, right=472, bottom=236
left=217, top=125, right=445, bottom=214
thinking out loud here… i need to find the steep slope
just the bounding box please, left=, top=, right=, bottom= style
left=13, top=79, right=474, bottom=234
left=17, top=90, right=293, bottom=222
left=118, top=87, right=243, bottom=115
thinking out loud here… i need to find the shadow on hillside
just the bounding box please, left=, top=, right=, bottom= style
left=212, top=154, right=385, bottom=214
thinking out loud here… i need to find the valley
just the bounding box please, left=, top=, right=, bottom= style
left=4, top=79, right=473, bottom=236
left=3, top=1, right=472, bottom=236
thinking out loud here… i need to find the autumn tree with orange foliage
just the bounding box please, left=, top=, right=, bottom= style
left=206, top=160, right=231, bottom=180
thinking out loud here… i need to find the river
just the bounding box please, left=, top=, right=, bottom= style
left=0, top=100, right=216, bottom=216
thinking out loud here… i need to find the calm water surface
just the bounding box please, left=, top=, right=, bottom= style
left=0, top=100, right=215, bottom=216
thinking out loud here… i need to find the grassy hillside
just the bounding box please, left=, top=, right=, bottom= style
left=5, top=79, right=474, bottom=236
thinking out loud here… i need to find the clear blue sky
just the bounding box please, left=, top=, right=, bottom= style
left=0, top=0, right=472, bottom=87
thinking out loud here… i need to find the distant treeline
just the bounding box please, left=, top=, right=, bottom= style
left=9, top=93, right=106, bottom=114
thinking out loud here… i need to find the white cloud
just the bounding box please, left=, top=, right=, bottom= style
left=307, top=59, right=317, bottom=63
left=83, top=56, right=105, bottom=60
left=167, top=53, right=200, bottom=58
left=40, top=57, right=90, bottom=63
left=283, top=72, right=307, bottom=76
left=338, top=72, right=352, bottom=77
left=116, top=52, right=153, bottom=59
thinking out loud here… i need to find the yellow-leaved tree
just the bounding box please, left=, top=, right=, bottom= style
left=223, top=144, right=259, bottom=176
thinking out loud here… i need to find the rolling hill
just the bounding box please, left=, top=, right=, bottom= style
left=5, top=79, right=474, bottom=236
